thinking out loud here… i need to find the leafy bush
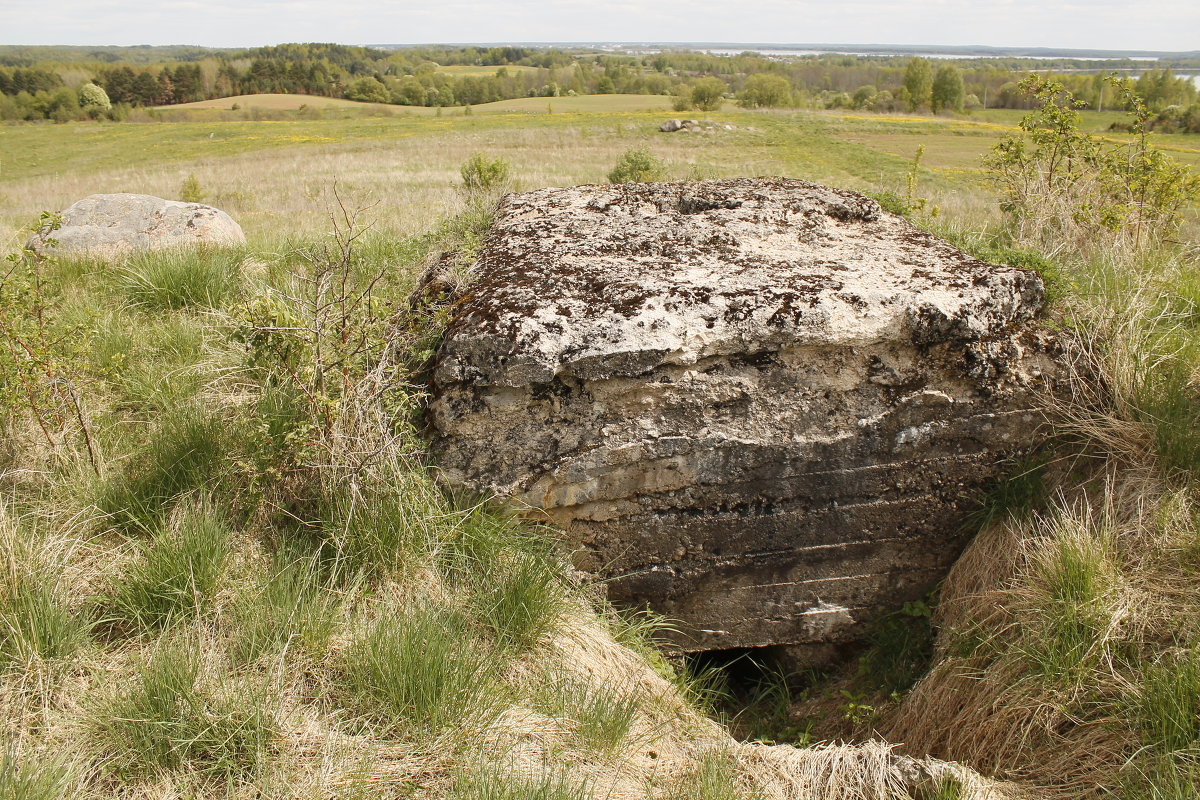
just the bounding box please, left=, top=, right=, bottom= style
left=986, top=74, right=1200, bottom=253
left=460, top=152, right=511, bottom=197
left=179, top=173, right=204, bottom=203
left=608, top=147, right=667, bottom=184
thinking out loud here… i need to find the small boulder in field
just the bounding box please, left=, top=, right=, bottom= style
left=29, top=193, right=245, bottom=258
left=660, top=119, right=684, bottom=132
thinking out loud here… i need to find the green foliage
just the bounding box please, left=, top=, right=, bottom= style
left=1139, top=361, right=1200, bottom=481
left=0, top=577, right=90, bottom=669
left=344, top=77, right=389, bottom=104
left=914, top=773, right=966, bottom=800
left=0, top=214, right=97, bottom=461
left=77, top=82, right=111, bottom=115
left=1022, top=533, right=1115, bottom=682
left=738, top=74, right=791, bottom=109
left=608, top=146, right=667, bottom=184
left=116, top=247, right=242, bottom=311
left=0, top=746, right=77, bottom=800
left=665, top=752, right=756, bottom=800
left=733, top=662, right=813, bottom=746
left=107, top=505, right=231, bottom=632
left=985, top=74, right=1200, bottom=252
left=343, top=606, right=501, bottom=734
left=672, top=84, right=693, bottom=112
left=972, top=455, right=1051, bottom=528
left=690, top=77, right=726, bottom=112
left=903, top=57, right=932, bottom=111
left=459, top=152, right=512, bottom=197
left=179, top=173, right=204, bottom=203
left=534, top=674, right=643, bottom=753
left=94, top=642, right=275, bottom=779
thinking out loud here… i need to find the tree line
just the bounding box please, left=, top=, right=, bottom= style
left=1, top=43, right=1197, bottom=129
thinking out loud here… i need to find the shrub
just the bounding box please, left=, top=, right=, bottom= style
left=986, top=74, right=1200, bottom=253
left=738, top=74, right=792, bottom=109
left=459, top=152, right=511, bottom=197
left=608, top=147, right=667, bottom=184
left=179, top=173, right=204, bottom=203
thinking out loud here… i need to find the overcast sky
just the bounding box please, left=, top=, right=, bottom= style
left=1, top=0, right=1196, bottom=52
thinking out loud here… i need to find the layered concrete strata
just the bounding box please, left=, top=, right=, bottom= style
left=427, top=178, right=1060, bottom=652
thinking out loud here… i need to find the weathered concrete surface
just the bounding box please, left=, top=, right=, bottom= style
left=30, top=194, right=245, bottom=257
left=427, top=178, right=1060, bottom=653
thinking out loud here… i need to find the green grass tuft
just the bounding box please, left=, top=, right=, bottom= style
left=666, top=751, right=755, bottom=800
left=449, top=768, right=592, bottom=800
left=97, top=408, right=229, bottom=531
left=0, top=579, right=90, bottom=668
left=0, top=745, right=77, bottom=800
left=534, top=674, right=643, bottom=754
left=115, top=247, right=244, bottom=311
left=915, top=773, right=966, bottom=800
left=1137, top=648, right=1200, bottom=754
left=232, top=547, right=348, bottom=663
left=94, top=641, right=275, bottom=779
left=107, top=504, right=231, bottom=632
left=1022, top=532, right=1115, bottom=683
left=441, top=509, right=564, bottom=653
left=343, top=605, right=501, bottom=735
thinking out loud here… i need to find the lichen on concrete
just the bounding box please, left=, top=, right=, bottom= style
left=428, top=177, right=1061, bottom=654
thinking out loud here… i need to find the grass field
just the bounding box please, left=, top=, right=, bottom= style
left=3, top=90, right=1200, bottom=800
left=157, top=93, right=397, bottom=111
left=6, top=103, right=1197, bottom=249
left=435, top=64, right=541, bottom=77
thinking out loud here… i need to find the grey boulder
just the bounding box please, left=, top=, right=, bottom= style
left=30, top=193, right=245, bottom=257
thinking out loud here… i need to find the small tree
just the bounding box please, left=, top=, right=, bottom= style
left=903, top=57, right=932, bottom=112
left=690, top=77, right=727, bottom=112
left=460, top=153, right=512, bottom=200
left=738, top=74, right=792, bottom=109
left=78, top=83, right=111, bottom=117
left=986, top=74, right=1200, bottom=252
left=180, top=173, right=205, bottom=203
left=345, top=77, right=389, bottom=104
left=608, top=147, right=666, bottom=184
left=931, top=65, right=965, bottom=114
